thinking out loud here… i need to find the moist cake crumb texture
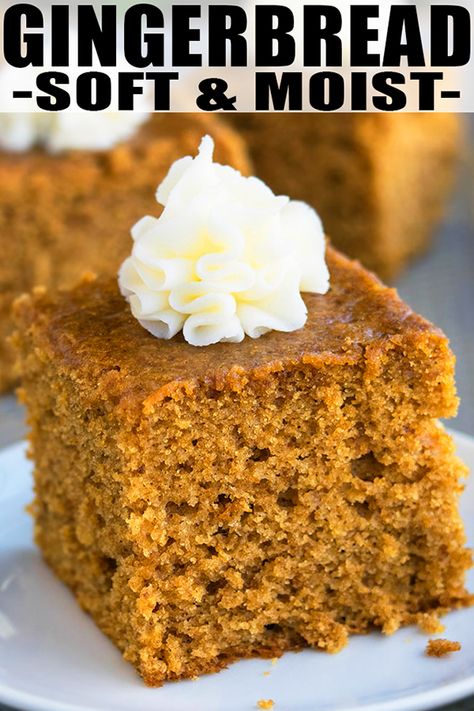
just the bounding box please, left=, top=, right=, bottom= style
left=425, top=639, right=462, bottom=657
left=14, top=247, right=472, bottom=686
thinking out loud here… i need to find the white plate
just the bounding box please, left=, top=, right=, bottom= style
left=0, top=432, right=473, bottom=711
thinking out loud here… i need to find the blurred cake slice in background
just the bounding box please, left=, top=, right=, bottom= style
left=228, top=113, right=460, bottom=280
left=0, top=112, right=250, bottom=392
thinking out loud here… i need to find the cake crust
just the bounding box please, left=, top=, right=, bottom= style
left=14, top=247, right=458, bottom=414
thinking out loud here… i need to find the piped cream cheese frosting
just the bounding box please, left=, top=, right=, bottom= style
left=119, top=135, right=330, bottom=347
left=0, top=112, right=149, bottom=153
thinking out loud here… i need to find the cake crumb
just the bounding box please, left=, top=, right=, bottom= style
left=426, top=639, right=461, bottom=657
left=271, top=657, right=278, bottom=665
left=257, top=700, right=274, bottom=710
left=263, top=671, right=271, bottom=677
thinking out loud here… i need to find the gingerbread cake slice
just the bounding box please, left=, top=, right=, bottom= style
left=14, top=245, right=471, bottom=686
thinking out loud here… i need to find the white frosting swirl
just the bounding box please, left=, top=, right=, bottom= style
left=119, top=135, right=329, bottom=347
left=0, top=112, right=149, bottom=153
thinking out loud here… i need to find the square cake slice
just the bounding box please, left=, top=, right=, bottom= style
left=14, top=246, right=471, bottom=686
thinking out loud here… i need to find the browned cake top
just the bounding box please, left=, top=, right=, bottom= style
left=14, top=246, right=451, bottom=409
